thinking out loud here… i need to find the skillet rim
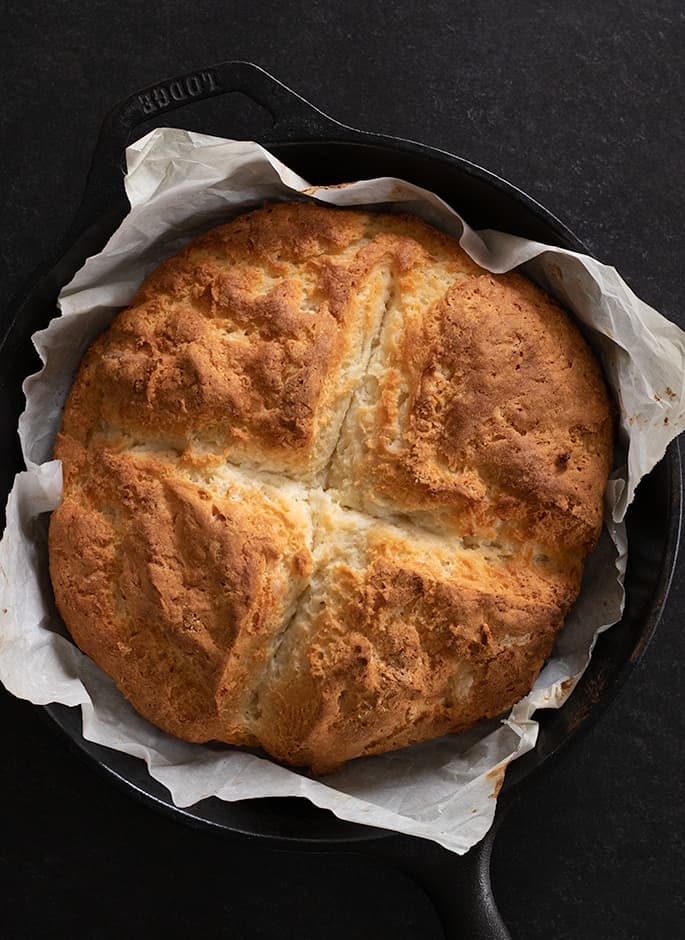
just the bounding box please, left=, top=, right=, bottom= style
left=2, top=112, right=681, bottom=851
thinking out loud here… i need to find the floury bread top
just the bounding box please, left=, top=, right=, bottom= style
left=48, top=202, right=613, bottom=773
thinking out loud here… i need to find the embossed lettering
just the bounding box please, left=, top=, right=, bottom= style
left=138, top=70, right=222, bottom=115
left=186, top=75, right=202, bottom=96
left=169, top=81, right=188, bottom=102
left=139, top=92, right=155, bottom=115
left=153, top=87, right=170, bottom=108
left=200, top=70, right=219, bottom=92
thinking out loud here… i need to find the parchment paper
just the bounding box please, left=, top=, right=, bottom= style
left=1, top=128, right=684, bottom=855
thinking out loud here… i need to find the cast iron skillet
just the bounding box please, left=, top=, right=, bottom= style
left=0, top=62, right=681, bottom=939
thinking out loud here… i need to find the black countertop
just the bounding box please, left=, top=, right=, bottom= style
left=2, top=3, right=684, bottom=938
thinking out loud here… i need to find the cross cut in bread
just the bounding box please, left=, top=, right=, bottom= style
left=49, top=203, right=613, bottom=773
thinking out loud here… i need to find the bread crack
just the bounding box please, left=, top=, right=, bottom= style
left=243, top=582, right=312, bottom=727
left=322, top=267, right=399, bottom=490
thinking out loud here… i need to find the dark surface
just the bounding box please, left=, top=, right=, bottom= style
left=1, top=3, right=684, bottom=939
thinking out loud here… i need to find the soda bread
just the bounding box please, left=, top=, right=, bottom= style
left=48, top=203, right=613, bottom=773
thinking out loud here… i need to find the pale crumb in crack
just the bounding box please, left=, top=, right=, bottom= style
left=307, top=490, right=529, bottom=592
left=214, top=327, right=253, bottom=343
left=244, top=581, right=312, bottom=725
left=180, top=460, right=311, bottom=505
left=307, top=489, right=376, bottom=570
left=126, top=439, right=184, bottom=457
left=189, top=435, right=329, bottom=486
left=497, top=633, right=533, bottom=650
left=215, top=265, right=323, bottom=316
left=322, top=483, right=520, bottom=566
left=324, top=254, right=478, bottom=505
left=447, top=661, right=475, bottom=704
left=323, top=271, right=401, bottom=489
left=321, top=232, right=374, bottom=264
left=316, top=263, right=397, bottom=484
left=243, top=490, right=376, bottom=726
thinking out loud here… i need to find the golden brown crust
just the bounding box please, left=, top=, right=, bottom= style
left=50, top=438, right=313, bottom=743
left=61, top=203, right=480, bottom=479
left=49, top=202, right=613, bottom=772
left=328, top=272, right=613, bottom=557
left=253, top=496, right=578, bottom=774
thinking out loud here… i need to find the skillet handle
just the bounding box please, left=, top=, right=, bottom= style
left=73, top=60, right=345, bottom=228
left=361, top=828, right=511, bottom=939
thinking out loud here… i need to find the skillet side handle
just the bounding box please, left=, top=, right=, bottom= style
left=70, top=60, right=344, bottom=232
left=361, top=828, right=511, bottom=940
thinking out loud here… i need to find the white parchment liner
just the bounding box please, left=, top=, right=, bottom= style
left=1, top=129, right=684, bottom=855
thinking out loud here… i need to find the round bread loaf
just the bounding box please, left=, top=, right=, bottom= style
left=48, top=202, right=613, bottom=773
